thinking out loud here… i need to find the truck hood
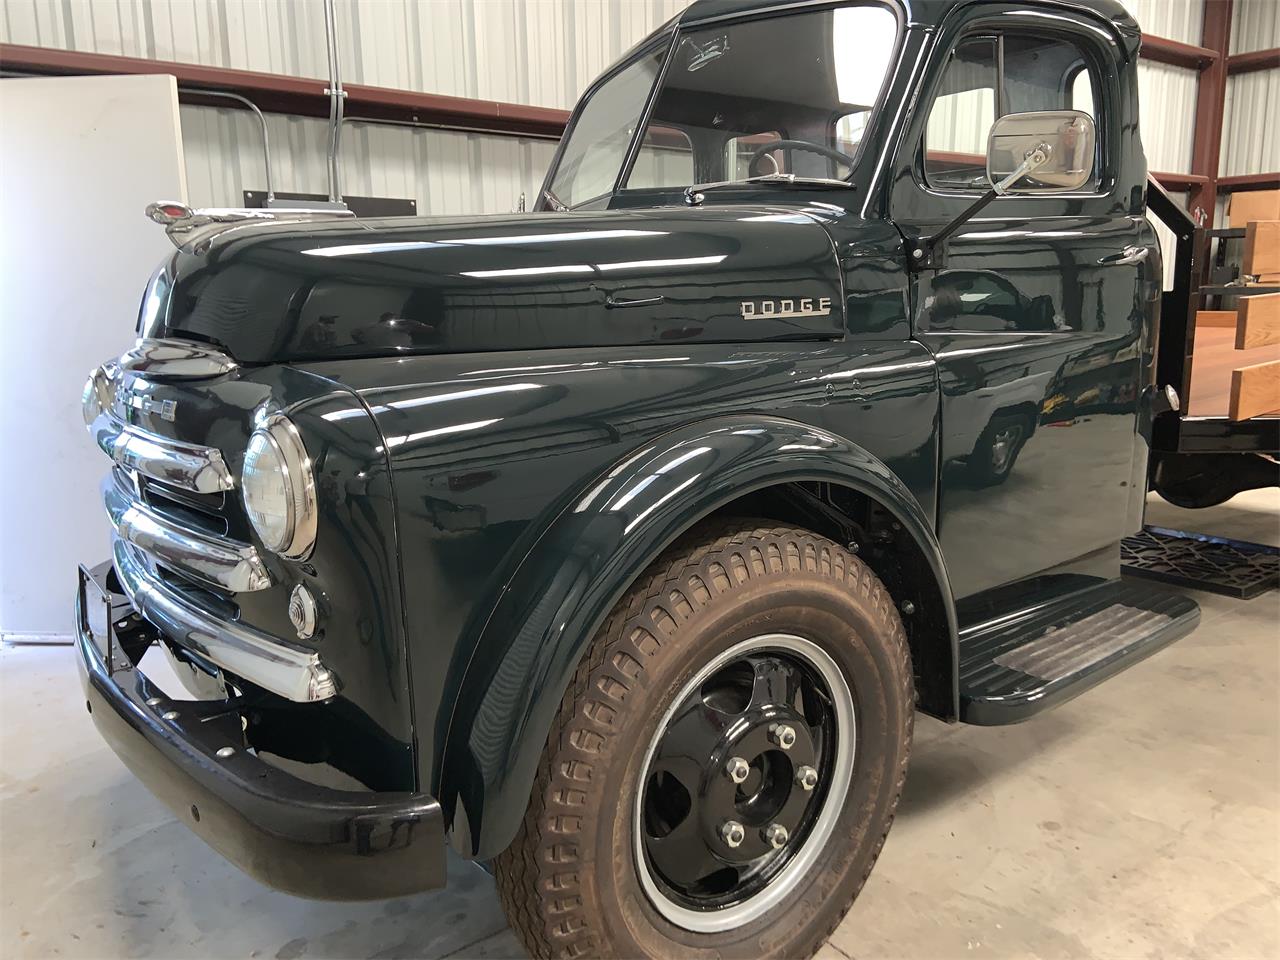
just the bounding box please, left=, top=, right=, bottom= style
left=150, top=207, right=844, bottom=363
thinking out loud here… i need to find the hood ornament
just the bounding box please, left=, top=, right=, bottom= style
left=144, top=200, right=356, bottom=248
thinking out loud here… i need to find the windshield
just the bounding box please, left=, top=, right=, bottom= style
left=545, top=47, right=667, bottom=209
left=546, top=4, right=899, bottom=208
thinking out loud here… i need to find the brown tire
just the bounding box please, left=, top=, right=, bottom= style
left=494, top=521, right=914, bottom=959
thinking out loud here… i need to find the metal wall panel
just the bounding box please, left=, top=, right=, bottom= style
left=1, top=0, right=689, bottom=109
left=1119, top=0, right=1205, bottom=46
left=1136, top=61, right=1198, bottom=174
left=3, top=0, right=689, bottom=213
left=180, top=104, right=557, bottom=213
left=1221, top=68, right=1280, bottom=178
left=1230, top=0, right=1280, bottom=56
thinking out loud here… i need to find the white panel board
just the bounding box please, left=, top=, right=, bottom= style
left=0, top=74, right=187, bottom=639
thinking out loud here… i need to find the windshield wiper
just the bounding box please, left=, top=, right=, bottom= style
left=684, top=173, right=853, bottom=205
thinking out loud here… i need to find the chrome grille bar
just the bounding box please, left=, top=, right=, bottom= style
left=91, top=411, right=234, bottom=494
left=112, top=538, right=337, bottom=703
left=103, top=473, right=270, bottom=593
left=119, top=338, right=239, bottom=380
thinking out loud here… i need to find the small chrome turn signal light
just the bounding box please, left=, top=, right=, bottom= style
left=81, top=366, right=112, bottom=429
left=288, top=584, right=318, bottom=640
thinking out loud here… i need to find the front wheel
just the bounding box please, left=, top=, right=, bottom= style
left=494, top=522, right=914, bottom=958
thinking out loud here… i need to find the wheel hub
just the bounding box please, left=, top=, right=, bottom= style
left=701, top=706, right=817, bottom=862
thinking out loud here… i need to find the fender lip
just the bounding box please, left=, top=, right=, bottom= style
left=441, top=414, right=957, bottom=860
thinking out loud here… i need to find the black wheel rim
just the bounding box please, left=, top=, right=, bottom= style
left=637, top=639, right=844, bottom=920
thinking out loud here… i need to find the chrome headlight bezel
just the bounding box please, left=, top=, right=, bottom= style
left=241, top=413, right=317, bottom=559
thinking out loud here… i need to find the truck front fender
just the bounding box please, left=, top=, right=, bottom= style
left=441, top=414, right=957, bottom=859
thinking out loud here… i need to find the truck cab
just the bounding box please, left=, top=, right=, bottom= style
left=75, top=1, right=1200, bottom=957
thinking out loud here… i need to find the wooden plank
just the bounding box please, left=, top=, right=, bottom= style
left=1243, top=221, right=1280, bottom=276
left=1229, top=189, right=1280, bottom=227
left=1229, top=360, right=1280, bottom=421
left=1188, top=326, right=1280, bottom=416
left=1235, top=293, right=1280, bottom=349
left=1197, top=309, right=1238, bottom=328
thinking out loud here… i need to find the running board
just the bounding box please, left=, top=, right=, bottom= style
left=958, top=580, right=1199, bottom=725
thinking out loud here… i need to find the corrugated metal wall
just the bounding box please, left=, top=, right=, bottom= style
left=1222, top=0, right=1280, bottom=180
left=1229, top=0, right=1279, bottom=55
left=2, top=0, right=1272, bottom=213
left=2, top=0, right=689, bottom=211
left=0, top=0, right=688, bottom=110
left=179, top=103, right=560, bottom=213
left=1119, top=0, right=1203, bottom=176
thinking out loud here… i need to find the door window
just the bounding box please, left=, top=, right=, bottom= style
left=924, top=32, right=1100, bottom=191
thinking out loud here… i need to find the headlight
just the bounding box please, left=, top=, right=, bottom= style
left=242, top=413, right=317, bottom=558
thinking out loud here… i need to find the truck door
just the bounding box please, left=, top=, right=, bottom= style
left=889, top=8, right=1157, bottom=601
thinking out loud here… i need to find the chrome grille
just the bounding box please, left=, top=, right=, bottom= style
left=84, top=339, right=337, bottom=703
left=103, top=470, right=270, bottom=594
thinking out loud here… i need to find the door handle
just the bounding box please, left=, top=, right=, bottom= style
left=605, top=293, right=665, bottom=309
left=1098, top=246, right=1149, bottom=266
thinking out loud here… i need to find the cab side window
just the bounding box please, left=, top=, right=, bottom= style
left=924, top=32, right=1100, bottom=191
left=629, top=125, right=695, bottom=189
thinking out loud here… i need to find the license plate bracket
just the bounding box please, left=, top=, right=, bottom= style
left=77, top=563, right=116, bottom=669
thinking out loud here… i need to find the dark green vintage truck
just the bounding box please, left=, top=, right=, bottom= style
left=76, top=0, right=1212, bottom=956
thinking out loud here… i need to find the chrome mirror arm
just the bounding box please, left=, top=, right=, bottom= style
left=993, top=142, right=1052, bottom=195
left=910, top=142, right=1052, bottom=270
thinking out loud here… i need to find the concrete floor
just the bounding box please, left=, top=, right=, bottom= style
left=2, top=491, right=1277, bottom=959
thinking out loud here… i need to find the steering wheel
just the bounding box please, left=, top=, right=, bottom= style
left=747, top=139, right=855, bottom=177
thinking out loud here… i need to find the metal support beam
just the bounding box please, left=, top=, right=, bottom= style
left=1188, top=0, right=1234, bottom=224
left=1227, top=47, right=1280, bottom=75
left=1219, top=173, right=1280, bottom=192
left=1140, top=34, right=1219, bottom=69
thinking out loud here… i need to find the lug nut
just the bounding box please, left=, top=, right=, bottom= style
left=769, top=723, right=796, bottom=750
left=720, top=820, right=745, bottom=849
left=725, top=756, right=750, bottom=784
left=796, top=765, right=819, bottom=791
left=764, top=823, right=789, bottom=848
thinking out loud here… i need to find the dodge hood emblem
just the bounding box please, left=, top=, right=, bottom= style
left=740, top=297, right=832, bottom=319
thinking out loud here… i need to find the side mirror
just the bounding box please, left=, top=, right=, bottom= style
left=986, top=110, right=1096, bottom=195
left=913, top=110, right=1098, bottom=269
